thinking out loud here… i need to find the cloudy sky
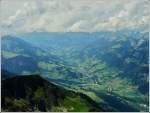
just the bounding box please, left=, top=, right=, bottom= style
left=0, top=0, right=149, bottom=35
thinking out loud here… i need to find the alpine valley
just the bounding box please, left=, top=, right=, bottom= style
left=1, top=31, right=149, bottom=112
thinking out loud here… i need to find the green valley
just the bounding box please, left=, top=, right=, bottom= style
left=1, top=32, right=149, bottom=112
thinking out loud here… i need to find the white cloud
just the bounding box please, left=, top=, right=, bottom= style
left=67, top=20, right=89, bottom=32
left=0, top=0, right=149, bottom=34
left=118, top=10, right=129, bottom=18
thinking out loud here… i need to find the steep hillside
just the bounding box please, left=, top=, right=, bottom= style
left=75, top=32, right=149, bottom=94
left=18, top=32, right=149, bottom=95
left=1, top=74, right=103, bottom=112
left=1, top=36, right=80, bottom=79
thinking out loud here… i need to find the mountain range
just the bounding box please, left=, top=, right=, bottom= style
left=1, top=31, right=149, bottom=112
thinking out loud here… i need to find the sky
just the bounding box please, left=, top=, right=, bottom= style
left=0, top=0, right=149, bottom=35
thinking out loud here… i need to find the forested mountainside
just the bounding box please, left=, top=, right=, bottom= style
left=2, top=73, right=102, bottom=112
left=18, top=31, right=149, bottom=94
left=1, top=32, right=149, bottom=111
left=1, top=36, right=81, bottom=79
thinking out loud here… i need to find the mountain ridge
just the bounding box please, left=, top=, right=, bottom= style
left=1, top=73, right=104, bottom=112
